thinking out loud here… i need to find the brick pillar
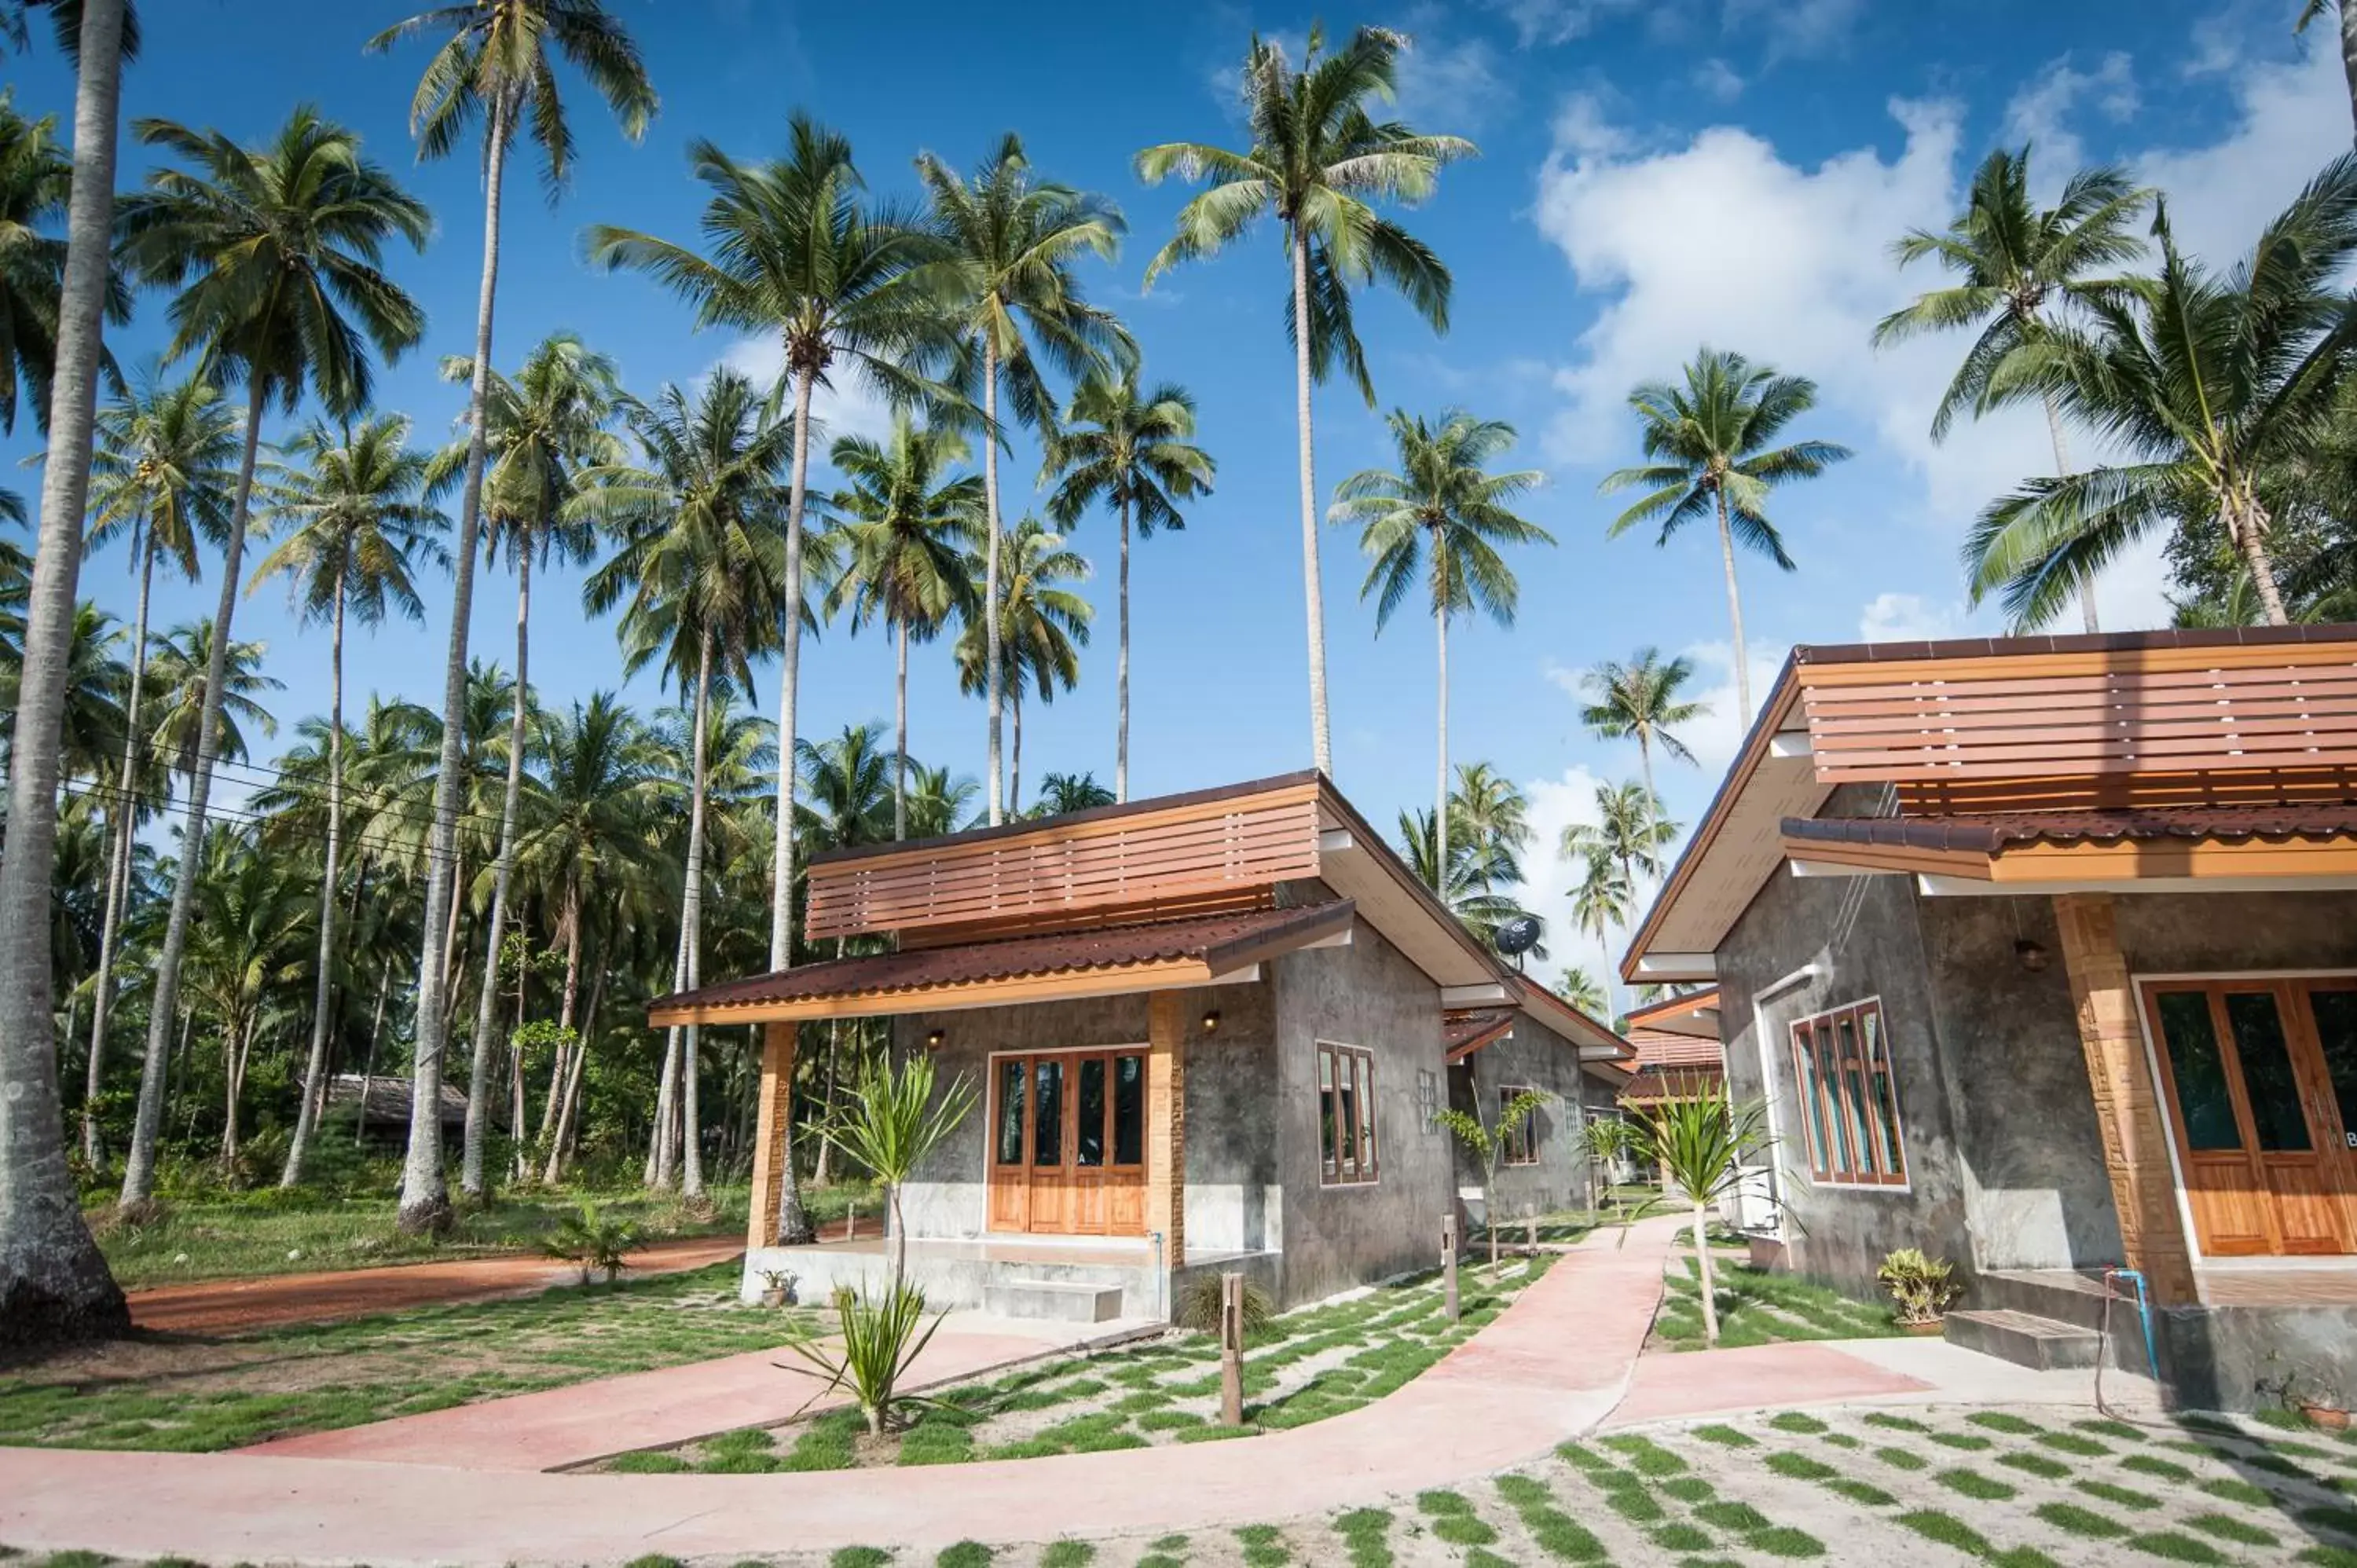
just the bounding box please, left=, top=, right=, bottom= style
left=2052, top=893, right=2198, bottom=1306
left=748, top=1020, right=797, bottom=1251
left=1148, top=991, right=1187, bottom=1268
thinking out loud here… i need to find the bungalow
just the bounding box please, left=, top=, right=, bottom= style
left=1621, top=625, right=2357, bottom=1410
left=649, top=771, right=1629, bottom=1321
left=1617, top=987, right=1726, bottom=1112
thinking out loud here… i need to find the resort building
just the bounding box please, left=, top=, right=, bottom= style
left=1622, top=625, right=2357, bottom=1409
left=651, top=771, right=1629, bottom=1321
left=1615, top=987, right=1726, bottom=1113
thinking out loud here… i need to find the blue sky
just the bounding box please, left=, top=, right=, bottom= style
left=9, top=0, right=2348, bottom=991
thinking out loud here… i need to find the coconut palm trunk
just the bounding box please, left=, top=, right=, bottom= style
left=678, top=628, right=713, bottom=1201
left=983, top=344, right=1006, bottom=823
left=2336, top=0, right=2357, bottom=142
left=768, top=363, right=817, bottom=1244
left=1435, top=606, right=1449, bottom=881
left=280, top=573, right=347, bottom=1187
left=463, top=545, right=532, bottom=1200
left=1691, top=1197, right=1721, bottom=1344
left=404, top=97, right=511, bottom=1233
left=120, top=378, right=267, bottom=1211
left=1290, top=228, right=1332, bottom=778
left=2036, top=390, right=2100, bottom=633
left=1116, top=493, right=1131, bottom=802
left=894, top=621, right=909, bottom=840
left=1711, top=488, right=1751, bottom=721
left=1, top=0, right=132, bottom=1343
left=83, top=528, right=157, bottom=1170
left=2233, top=493, right=2293, bottom=626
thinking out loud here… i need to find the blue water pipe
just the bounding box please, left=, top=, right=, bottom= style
left=2103, top=1266, right=2159, bottom=1379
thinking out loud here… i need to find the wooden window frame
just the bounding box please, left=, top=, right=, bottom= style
left=1318, top=1041, right=1379, bottom=1187
left=1501, top=1084, right=1541, bottom=1166
left=1787, top=998, right=1909, bottom=1189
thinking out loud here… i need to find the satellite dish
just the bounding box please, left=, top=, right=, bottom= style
left=1494, top=914, right=1542, bottom=958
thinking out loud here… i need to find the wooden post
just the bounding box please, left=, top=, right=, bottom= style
left=2053, top=893, right=2199, bottom=1306
left=1442, top=1213, right=1460, bottom=1324
left=1148, top=991, right=1188, bottom=1269
left=1219, top=1271, right=1245, bottom=1427
left=1526, top=1204, right=1538, bottom=1255
left=747, top=1021, right=797, bottom=1251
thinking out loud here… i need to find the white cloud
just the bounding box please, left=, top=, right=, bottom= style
left=1692, top=58, right=1745, bottom=103
left=1722, top=0, right=1864, bottom=61
left=1858, top=592, right=1963, bottom=644
left=714, top=337, right=897, bottom=453
left=1679, top=639, right=1784, bottom=768
left=1391, top=24, right=1512, bottom=130
left=2135, top=38, right=2347, bottom=270
left=2003, top=52, right=2139, bottom=171
left=1519, top=762, right=1611, bottom=984
left=1481, top=0, right=1648, bottom=49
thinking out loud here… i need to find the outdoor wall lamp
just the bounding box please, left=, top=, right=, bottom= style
left=1200, top=1009, right=1221, bottom=1036
left=2014, top=939, right=2051, bottom=974
left=924, top=1028, right=946, bottom=1050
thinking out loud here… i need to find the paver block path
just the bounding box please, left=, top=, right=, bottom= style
left=127, top=1235, right=750, bottom=1335
left=0, top=1222, right=1676, bottom=1566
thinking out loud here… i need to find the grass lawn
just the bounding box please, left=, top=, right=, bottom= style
left=1648, top=1248, right=1908, bottom=1351
left=0, top=1261, right=819, bottom=1452
left=92, top=1182, right=871, bottom=1288
left=596, top=1254, right=1556, bottom=1475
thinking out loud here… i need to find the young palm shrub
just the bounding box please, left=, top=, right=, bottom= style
left=1628, top=1095, right=1776, bottom=1347
left=819, top=1052, right=977, bottom=1293
left=541, top=1201, right=639, bottom=1284
left=1582, top=1114, right=1644, bottom=1223
left=1435, top=1088, right=1550, bottom=1269
left=784, top=1280, right=951, bottom=1439
left=1174, top=1271, right=1274, bottom=1336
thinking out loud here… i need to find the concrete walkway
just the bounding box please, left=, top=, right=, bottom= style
left=0, top=1220, right=1676, bottom=1564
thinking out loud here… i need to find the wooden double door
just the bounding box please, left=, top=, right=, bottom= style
left=987, top=1049, right=1148, bottom=1236
left=2143, top=977, right=2357, bottom=1256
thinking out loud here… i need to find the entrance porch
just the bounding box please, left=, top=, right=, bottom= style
left=742, top=1233, right=1281, bottom=1322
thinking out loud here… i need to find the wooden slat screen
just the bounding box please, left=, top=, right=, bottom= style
left=1803, top=658, right=2357, bottom=789
left=804, top=789, right=1322, bottom=942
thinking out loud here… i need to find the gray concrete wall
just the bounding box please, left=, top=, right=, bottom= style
left=1453, top=1017, right=1596, bottom=1221
left=2110, top=888, right=2357, bottom=974
left=1268, top=920, right=1454, bottom=1305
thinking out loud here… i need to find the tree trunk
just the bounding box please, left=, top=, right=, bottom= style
left=1692, top=1201, right=1721, bottom=1346
left=544, top=965, right=598, bottom=1186
left=1010, top=684, right=1023, bottom=818
left=281, top=574, right=348, bottom=1188
left=771, top=364, right=816, bottom=971
left=356, top=954, right=390, bottom=1145
left=1636, top=731, right=1656, bottom=811
left=1712, top=489, right=1752, bottom=721
left=403, top=98, right=511, bottom=1236
left=1291, top=225, right=1332, bottom=778
left=2231, top=494, right=2293, bottom=627
left=535, top=885, right=582, bottom=1156
left=83, top=528, right=156, bottom=1171
left=894, top=619, right=908, bottom=841
left=464, top=548, right=531, bottom=1199
left=680, top=629, right=714, bottom=1202
left=2338, top=0, right=2357, bottom=145
left=1435, top=606, right=1449, bottom=888
left=647, top=1024, right=680, bottom=1188
left=1, top=0, right=132, bottom=1344
left=1116, top=493, right=1131, bottom=803
left=2037, top=389, right=2099, bottom=633
left=221, top=1013, right=255, bottom=1171
left=982, top=343, right=1006, bottom=824
left=119, top=377, right=266, bottom=1211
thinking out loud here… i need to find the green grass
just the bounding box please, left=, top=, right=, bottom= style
left=1995, top=1452, right=2070, bottom=1480
left=1599, top=1434, right=1688, bottom=1475
left=833, top=1550, right=894, bottom=1568
left=1039, top=1545, right=1092, bottom=1568
left=1767, top=1412, right=1830, bottom=1434
left=1692, top=1423, right=1757, bottom=1447
left=936, top=1545, right=992, bottom=1568
left=2033, top=1503, right=2127, bottom=1541
left=1648, top=1255, right=1902, bottom=1352
left=1765, top=1453, right=1838, bottom=1482
left=2183, top=1512, right=2276, bottom=1547
left=2122, top=1453, right=2199, bottom=1483
left=1827, top=1478, right=1897, bottom=1507
left=2079, top=1480, right=2159, bottom=1509
left=2124, top=1532, right=2227, bottom=1564
left=1651, top=1523, right=1714, bottom=1551
left=1875, top=1445, right=1929, bottom=1471
left=1966, top=1412, right=2042, bottom=1436
left=1896, top=1510, right=1992, bottom=1556
left=1934, top=1468, right=2017, bottom=1502
left=1332, top=1509, right=1394, bottom=1568
left=2200, top=1476, right=2272, bottom=1508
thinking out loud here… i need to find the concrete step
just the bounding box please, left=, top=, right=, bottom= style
left=1974, top=1269, right=2158, bottom=1374
left=984, top=1278, right=1124, bottom=1323
left=1943, top=1307, right=2102, bottom=1371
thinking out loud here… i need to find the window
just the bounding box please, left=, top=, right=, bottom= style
left=1788, top=999, right=1908, bottom=1186
left=1318, top=1042, right=1378, bottom=1185
left=1501, top=1086, right=1541, bottom=1165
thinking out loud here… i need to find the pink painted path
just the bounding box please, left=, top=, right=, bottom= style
left=241, top=1323, right=1079, bottom=1471
left=0, top=1222, right=1677, bottom=1565
left=1602, top=1339, right=1934, bottom=1428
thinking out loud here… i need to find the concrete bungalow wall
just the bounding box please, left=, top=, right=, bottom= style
left=1452, top=1017, right=1596, bottom=1222
left=1268, top=917, right=1454, bottom=1305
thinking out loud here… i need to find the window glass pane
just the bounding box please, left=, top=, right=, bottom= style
left=1821, top=1024, right=1858, bottom=1177
left=1113, top=1053, right=1144, bottom=1165
left=1076, top=1057, right=1106, bottom=1167
left=1792, top=1026, right=1829, bottom=1174
left=996, top=1059, right=1025, bottom=1166
left=1356, top=1053, right=1376, bottom=1174
left=2308, top=988, right=2357, bottom=1152
left=1319, top=1048, right=1338, bottom=1174
left=1836, top=1017, right=1875, bottom=1174
left=2227, top=991, right=2312, bottom=1152
left=1033, top=1059, right=1063, bottom=1167
left=1863, top=1008, right=1906, bottom=1179
left=1338, top=1074, right=1358, bottom=1178
left=2156, top=991, right=2243, bottom=1151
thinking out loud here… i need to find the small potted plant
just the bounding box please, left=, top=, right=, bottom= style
left=757, top=1267, right=798, bottom=1310
left=2294, top=1376, right=2350, bottom=1432
left=1876, top=1247, right=1962, bottom=1332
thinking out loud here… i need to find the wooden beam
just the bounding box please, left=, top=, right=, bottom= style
left=748, top=1022, right=796, bottom=1252
left=1147, top=991, right=1187, bottom=1270
left=647, top=957, right=1227, bottom=1028
left=1992, top=837, right=2357, bottom=882
left=1797, top=639, right=2357, bottom=688
left=2052, top=893, right=2198, bottom=1308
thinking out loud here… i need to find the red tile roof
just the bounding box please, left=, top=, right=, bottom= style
left=1627, top=1030, right=1725, bottom=1072
left=1783, top=804, right=2357, bottom=855
left=1442, top=1007, right=1517, bottom=1061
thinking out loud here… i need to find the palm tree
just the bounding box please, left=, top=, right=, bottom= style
left=371, top=0, right=654, bottom=1236
left=954, top=516, right=1091, bottom=816
left=1334, top=409, right=1549, bottom=881
left=1396, top=805, right=1535, bottom=952
left=915, top=134, right=1131, bottom=825
left=76, top=374, right=239, bottom=1169
left=796, top=724, right=896, bottom=852
left=1556, top=967, right=1608, bottom=1018
left=1579, top=648, right=1706, bottom=804
left=251, top=412, right=442, bottom=1189
left=1448, top=761, right=1532, bottom=892
left=1873, top=148, right=2149, bottom=631
left=2300, top=2, right=2357, bottom=142
left=1600, top=350, right=1852, bottom=720
left=828, top=412, right=981, bottom=840
left=0, top=597, right=123, bottom=782
left=1138, top=26, right=1475, bottom=776
left=1966, top=157, right=2357, bottom=629
left=433, top=329, right=625, bottom=1200
left=1042, top=368, right=1214, bottom=800
left=140, top=619, right=280, bottom=782
left=1031, top=771, right=1116, bottom=817
left=179, top=826, right=310, bottom=1174
left=0, top=0, right=133, bottom=1346
left=0, top=90, right=90, bottom=435
left=1567, top=852, right=1633, bottom=956
left=1564, top=781, right=1678, bottom=902
left=111, top=109, right=427, bottom=1214
left=904, top=762, right=979, bottom=838
left=585, top=115, right=940, bottom=1006
left=581, top=372, right=789, bottom=1201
